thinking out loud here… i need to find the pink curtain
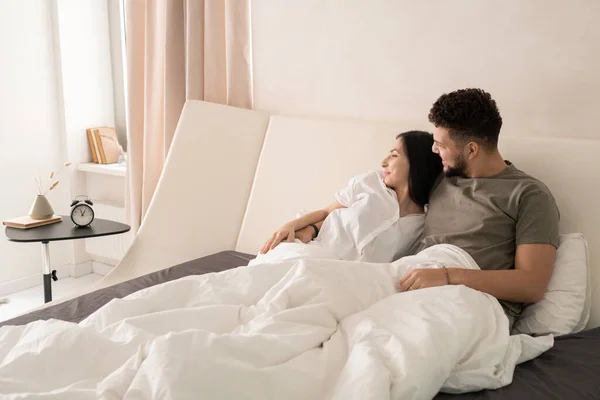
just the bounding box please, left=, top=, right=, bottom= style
left=125, top=0, right=253, bottom=233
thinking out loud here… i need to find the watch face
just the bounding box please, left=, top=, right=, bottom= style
left=71, top=204, right=94, bottom=227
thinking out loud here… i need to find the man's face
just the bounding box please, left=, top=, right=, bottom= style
left=432, top=127, right=468, bottom=178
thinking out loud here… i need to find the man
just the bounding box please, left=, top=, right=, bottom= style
left=399, top=88, right=560, bottom=326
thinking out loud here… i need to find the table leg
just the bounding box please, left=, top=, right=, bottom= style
left=41, top=242, right=52, bottom=303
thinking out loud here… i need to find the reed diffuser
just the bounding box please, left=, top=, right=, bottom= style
left=29, top=161, right=71, bottom=220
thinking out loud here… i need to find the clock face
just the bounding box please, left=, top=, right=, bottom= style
left=71, top=204, right=94, bottom=227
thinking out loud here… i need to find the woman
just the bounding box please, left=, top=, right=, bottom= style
left=252, top=131, right=443, bottom=265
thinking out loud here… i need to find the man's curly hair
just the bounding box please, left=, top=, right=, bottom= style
left=428, top=88, right=502, bottom=149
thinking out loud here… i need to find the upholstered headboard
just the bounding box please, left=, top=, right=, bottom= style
left=98, top=101, right=270, bottom=287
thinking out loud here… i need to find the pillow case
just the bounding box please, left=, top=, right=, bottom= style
left=512, top=233, right=590, bottom=336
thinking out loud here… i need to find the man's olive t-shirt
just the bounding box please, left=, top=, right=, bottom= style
left=416, top=162, right=560, bottom=317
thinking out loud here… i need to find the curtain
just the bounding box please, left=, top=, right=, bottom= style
left=125, top=0, right=253, bottom=233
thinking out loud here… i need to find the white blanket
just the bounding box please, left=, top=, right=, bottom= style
left=0, top=245, right=552, bottom=399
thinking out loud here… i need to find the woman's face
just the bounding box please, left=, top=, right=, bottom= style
left=381, top=137, right=410, bottom=189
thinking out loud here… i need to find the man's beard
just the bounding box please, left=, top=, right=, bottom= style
left=444, top=155, right=468, bottom=178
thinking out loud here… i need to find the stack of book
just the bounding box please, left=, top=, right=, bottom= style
left=86, top=127, right=123, bottom=164
left=3, top=215, right=62, bottom=229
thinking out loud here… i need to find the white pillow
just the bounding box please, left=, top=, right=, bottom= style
left=512, top=233, right=590, bottom=336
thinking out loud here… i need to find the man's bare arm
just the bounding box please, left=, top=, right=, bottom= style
left=447, top=244, right=555, bottom=303
left=399, top=244, right=555, bottom=303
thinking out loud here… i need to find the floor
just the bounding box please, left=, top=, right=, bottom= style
left=0, top=273, right=103, bottom=323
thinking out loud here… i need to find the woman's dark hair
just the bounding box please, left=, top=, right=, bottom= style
left=396, top=131, right=442, bottom=208
left=428, top=88, right=502, bottom=149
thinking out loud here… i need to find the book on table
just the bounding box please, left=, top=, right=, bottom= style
left=2, top=215, right=62, bottom=229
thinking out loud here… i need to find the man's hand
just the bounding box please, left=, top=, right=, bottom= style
left=397, top=268, right=449, bottom=292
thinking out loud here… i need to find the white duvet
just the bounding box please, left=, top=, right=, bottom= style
left=0, top=245, right=552, bottom=399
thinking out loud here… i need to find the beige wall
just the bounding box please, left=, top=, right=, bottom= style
left=251, top=0, right=600, bottom=140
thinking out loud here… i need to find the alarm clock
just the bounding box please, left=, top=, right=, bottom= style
left=70, top=195, right=95, bottom=227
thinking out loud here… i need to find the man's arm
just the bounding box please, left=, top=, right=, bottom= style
left=448, top=244, right=555, bottom=303
left=399, top=244, right=556, bottom=303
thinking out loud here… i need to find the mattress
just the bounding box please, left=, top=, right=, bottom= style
left=1, top=251, right=599, bottom=399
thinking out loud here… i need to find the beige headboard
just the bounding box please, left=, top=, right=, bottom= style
left=236, top=113, right=600, bottom=329
left=98, top=101, right=270, bottom=288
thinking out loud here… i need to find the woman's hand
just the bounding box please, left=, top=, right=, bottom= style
left=258, top=203, right=340, bottom=254
left=260, top=222, right=298, bottom=254
left=295, top=226, right=315, bottom=244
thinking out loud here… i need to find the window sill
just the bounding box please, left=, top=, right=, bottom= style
left=76, top=162, right=126, bottom=177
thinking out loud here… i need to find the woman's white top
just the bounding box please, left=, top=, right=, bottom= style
left=314, top=170, right=425, bottom=263
left=250, top=170, right=425, bottom=266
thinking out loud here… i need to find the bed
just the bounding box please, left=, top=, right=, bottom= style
left=2, top=101, right=599, bottom=398
left=2, top=250, right=599, bottom=398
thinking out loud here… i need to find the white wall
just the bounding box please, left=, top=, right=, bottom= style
left=0, top=0, right=121, bottom=296
left=0, top=0, right=72, bottom=284
left=55, top=0, right=119, bottom=266
left=107, top=0, right=128, bottom=150
left=252, top=0, right=600, bottom=140
left=56, top=0, right=117, bottom=171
